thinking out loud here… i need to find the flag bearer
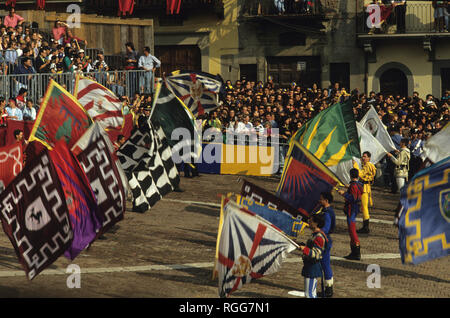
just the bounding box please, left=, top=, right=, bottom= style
left=299, top=213, right=328, bottom=298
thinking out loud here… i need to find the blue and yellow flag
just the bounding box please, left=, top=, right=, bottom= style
left=277, top=140, right=343, bottom=216
left=236, top=195, right=308, bottom=239
left=398, top=156, right=450, bottom=264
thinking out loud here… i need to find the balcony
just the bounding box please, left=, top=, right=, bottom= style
left=357, top=1, right=450, bottom=37
left=239, top=1, right=327, bottom=34
left=83, top=0, right=224, bottom=19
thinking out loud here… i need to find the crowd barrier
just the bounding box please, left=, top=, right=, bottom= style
left=0, top=69, right=155, bottom=103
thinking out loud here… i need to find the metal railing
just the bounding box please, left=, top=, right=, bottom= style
left=0, top=69, right=156, bottom=103
left=358, top=1, right=446, bottom=34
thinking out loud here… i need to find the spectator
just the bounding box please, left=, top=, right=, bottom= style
left=138, top=46, right=160, bottom=94
left=52, top=20, right=68, bottom=45
left=23, top=99, right=36, bottom=121
left=93, top=53, right=109, bottom=72
left=4, top=8, right=24, bottom=29
left=35, top=47, right=51, bottom=73
left=6, top=98, right=23, bottom=121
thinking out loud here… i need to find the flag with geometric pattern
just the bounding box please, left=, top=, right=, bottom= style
left=217, top=199, right=298, bottom=298
left=0, top=148, right=73, bottom=280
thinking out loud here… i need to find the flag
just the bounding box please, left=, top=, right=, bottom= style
left=166, top=0, right=182, bottom=14
left=49, top=141, right=102, bottom=260
left=150, top=81, right=200, bottom=162
left=0, top=148, right=73, bottom=280
left=216, top=199, right=298, bottom=298
left=235, top=195, right=307, bottom=239
left=421, top=122, right=450, bottom=164
left=293, top=99, right=361, bottom=168
left=0, top=143, right=23, bottom=191
left=117, top=120, right=180, bottom=212
left=28, top=79, right=92, bottom=150
left=74, top=76, right=124, bottom=131
left=359, top=105, right=396, bottom=153
left=334, top=122, right=388, bottom=184
left=240, top=179, right=305, bottom=219
left=398, top=156, right=450, bottom=265
left=71, top=123, right=126, bottom=235
left=277, top=140, right=343, bottom=216
left=71, top=121, right=129, bottom=198
left=165, top=71, right=223, bottom=116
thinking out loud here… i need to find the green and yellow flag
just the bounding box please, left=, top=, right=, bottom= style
left=292, top=99, right=360, bottom=167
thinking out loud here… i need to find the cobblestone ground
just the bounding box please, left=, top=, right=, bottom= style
left=0, top=174, right=448, bottom=298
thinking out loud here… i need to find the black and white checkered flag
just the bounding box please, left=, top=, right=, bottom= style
left=117, top=119, right=180, bottom=212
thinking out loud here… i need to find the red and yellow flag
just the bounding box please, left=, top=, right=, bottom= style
left=29, top=80, right=92, bottom=150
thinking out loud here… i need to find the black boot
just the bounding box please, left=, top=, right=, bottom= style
left=344, top=245, right=361, bottom=260
left=317, top=285, right=333, bottom=298
left=357, top=220, right=370, bottom=234
left=325, top=285, right=333, bottom=298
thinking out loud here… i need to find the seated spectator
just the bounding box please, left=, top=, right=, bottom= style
left=23, top=99, right=36, bottom=121
left=4, top=8, right=24, bottom=29
left=63, top=29, right=87, bottom=48
left=6, top=98, right=23, bottom=121
left=35, top=47, right=51, bottom=73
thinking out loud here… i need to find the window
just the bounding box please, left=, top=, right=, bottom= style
left=330, top=63, right=350, bottom=92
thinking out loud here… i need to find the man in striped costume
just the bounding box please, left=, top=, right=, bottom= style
left=339, top=168, right=363, bottom=260
left=299, top=213, right=328, bottom=298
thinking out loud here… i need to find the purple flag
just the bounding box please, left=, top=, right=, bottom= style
left=49, top=141, right=103, bottom=260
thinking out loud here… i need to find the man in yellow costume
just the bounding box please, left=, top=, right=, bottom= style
left=353, top=151, right=377, bottom=234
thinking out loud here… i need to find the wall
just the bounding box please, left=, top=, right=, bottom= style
left=3, top=10, right=154, bottom=56
left=367, top=42, right=433, bottom=97
left=153, top=0, right=239, bottom=76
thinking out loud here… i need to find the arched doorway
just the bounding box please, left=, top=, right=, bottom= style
left=380, top=68, right=408, bottom=97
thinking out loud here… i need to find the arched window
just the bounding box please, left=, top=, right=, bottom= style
left=380, top=68, right=408, bottom=97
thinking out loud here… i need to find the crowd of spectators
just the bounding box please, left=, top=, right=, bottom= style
left=190, top=78, right=448, bottom=174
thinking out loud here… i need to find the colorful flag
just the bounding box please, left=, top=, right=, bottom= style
left=216, top=199, right=298, bottom=297
left=150, top=81, right=200, bottom=162
left=74, top=76, right=124, bottom=131
left=0, top=143, right=23, bottom=191
left=421, top=122, right=450, bottom=164
left=277, top=140, right=343, bottom=216
left=49, top=141, right=102, bottom=260
left=235, top=195, right=307, bottom=239
left=359, top=105, right=396, bottom=153
left=0, top=148, right=73, bottom=280
left=398, top=156, right=450, bottom=265
left=117, top=120, right=180, bottom=212
left=293, top=99, right=361, bottom=168
left=28, top=79, right=92, bottom=150
left=333, top=122, right=388, bottom=184
left=240, top=179, right=305, bottom=218
left=165, top=71, right=223, bottom=116
left=72, top=123, right=126, bottom=235
left=166, top=0, right=182, bottom=14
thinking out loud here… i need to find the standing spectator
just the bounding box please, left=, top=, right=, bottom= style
left=124, top=42, right=139, bottom=95
left=14, top=57, right=35, bottom=96
left=4, top=8, right=24, bottom=29
left=138, top=46, right=160, bottom=94
left=394, top=0, right=407, bottom=33
left=0, top=97, right=8, bottom=126
left=52, top=20, right=68, bottom=45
